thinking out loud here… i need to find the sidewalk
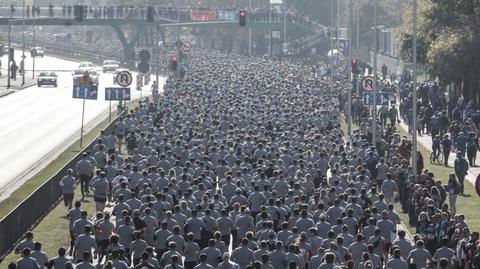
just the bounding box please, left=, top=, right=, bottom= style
left=0, top=70, right=36, bottom=98
left=398, top=122, right=479, bottom=186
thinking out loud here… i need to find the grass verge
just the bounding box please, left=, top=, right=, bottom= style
left=340, top=115, right=480, bottom=233
left=394, top=125, right=480, bottom=233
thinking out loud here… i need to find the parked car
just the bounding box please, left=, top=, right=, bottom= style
left=37, top=71, right=57, bottom=87
left=102, top=60, right=120, bottom=73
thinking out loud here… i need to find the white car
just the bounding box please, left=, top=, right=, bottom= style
left=73, top=68, right=99, bottom=85
left=103, top=60, right=120, bottom=73
left=78, top=62, right=94, bottom=69
left=37, top=71, right=57, bottom=87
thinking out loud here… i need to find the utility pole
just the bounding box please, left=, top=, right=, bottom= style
left=21, top=0, right=25, bottom=86
left=412, top=0, right=418, bottom=175
left=155, top=27, right=160, bottom=83
left=268, top=1, right=272, bottom=56
left=283, top=0, right=287, bottom=44
left=32, top=0, right=36, bottom=78
left=248, top=0, right=252, bottom=56
left=330, top=0, right=334, bottom=87
left=372, top=0, right=378, bottom=146
left=7, top=21, right=11, bottom=89
left=336, top=0, right=340, bottom=74
left=176, top=2, right=181, bottom=78
left=347, top=0, right=352, bottom=135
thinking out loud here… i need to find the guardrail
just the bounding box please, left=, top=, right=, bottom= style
left=0, top=109, right=127, bottom=262
left=10, top=39, right=127, bottom=67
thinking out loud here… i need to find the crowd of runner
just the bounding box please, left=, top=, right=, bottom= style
left=10, top=52, right=480, bottom=269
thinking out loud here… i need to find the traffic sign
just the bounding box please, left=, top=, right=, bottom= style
left=105, top=87, right=131, bottom=101
left=282, top=42, right=288, bottom=54
left=363, top=92, right=389, bottom=106
left=182, top=42, right=191, bottom=52
left=139, top=49, right=151, bottom=61
left=181, top=63, right=188, bottom=72
left=115, top=70, right=133, bottom=87
left=73, top=85, right=98, bottom=100
left=138, top=62, right=150, bottom=74
left=361, top=76, right=375, bottom=91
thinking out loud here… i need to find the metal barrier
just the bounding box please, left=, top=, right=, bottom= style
left=0, top=109, right=127, bottom=262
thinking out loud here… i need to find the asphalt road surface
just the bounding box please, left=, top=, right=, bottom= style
left=0, top=52, right=162, bottom=201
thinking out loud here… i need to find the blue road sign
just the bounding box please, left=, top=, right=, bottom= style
left=73, top=85, right=98, bottom=100
left=363, top=92, right=389, bottom=106
left=180, top=63, right=188, bottom=72
left=105, top=87, right=131, bottom=101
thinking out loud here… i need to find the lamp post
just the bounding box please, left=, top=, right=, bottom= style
left=412, top=0, right=418, bottom=176
left=347, top=0, right=352, bottom=135
left=330, top=0, right=334, bottom=87
left=283, top=0, right=286, bottom=44
left=32, top=0, right=36, bottom=78
left=21, top=0, right=25, bottom=86
left=372, top=0, right=378, bottom=146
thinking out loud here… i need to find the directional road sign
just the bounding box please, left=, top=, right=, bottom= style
left=361, top=76, right=375, bottom=91
left=363, top=92, right=389, bottom=106
left=180, top=63, right=188, bottom=72
left=73, top=85, right=98, bottom=100
left=115, top=70, right=133, bottom=87
left=105, top=87, right=131, bottom=101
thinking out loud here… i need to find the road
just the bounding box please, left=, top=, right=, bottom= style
left=0, top=51, right=162, bottom=201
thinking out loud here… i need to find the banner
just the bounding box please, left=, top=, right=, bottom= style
left=191, top=10, right=217, bottom=21
left=218, top=10, right=236, bottom=21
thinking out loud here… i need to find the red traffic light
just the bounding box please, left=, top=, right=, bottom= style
left=172, top=55, right=177, bottom=62
left=352, top=58, right=358, bottom=65
left=240, top=11, right=246, bottom=17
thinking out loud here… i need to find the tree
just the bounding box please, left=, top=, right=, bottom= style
left=396, top=0, right=480, bottom=99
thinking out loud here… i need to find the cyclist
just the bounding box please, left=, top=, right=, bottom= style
left=151, top=81, right=159, bottom=92
left=432, top=135, right=441, bottom=163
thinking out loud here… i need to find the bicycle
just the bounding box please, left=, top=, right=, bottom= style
left=430, top=149, right=444, bottom=164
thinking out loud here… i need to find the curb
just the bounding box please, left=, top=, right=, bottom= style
left=0, top=82, right=37, bottom=98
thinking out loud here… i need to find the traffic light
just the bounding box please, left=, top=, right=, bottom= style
left=351, top=58, right=359, bottom=74
left=48, top=4, right=54, bottom=17
left=138, top=50, right=151, bottom=74
left=171, top=55, right=177, bottom=72
left=146, top=6, right=154, bottom=22
left=239, top=10, right=246, bottom=26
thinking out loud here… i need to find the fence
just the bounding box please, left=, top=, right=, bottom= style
left=0, top=109, right=127, bottom=262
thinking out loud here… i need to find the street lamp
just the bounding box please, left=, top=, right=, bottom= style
left=412, top=0, right=418, bottom=176
left=372, top=0, right=378, bottom=146
left=22, top=0, right=25, bottom=86
left=347, top=0, right=353, bottom=135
